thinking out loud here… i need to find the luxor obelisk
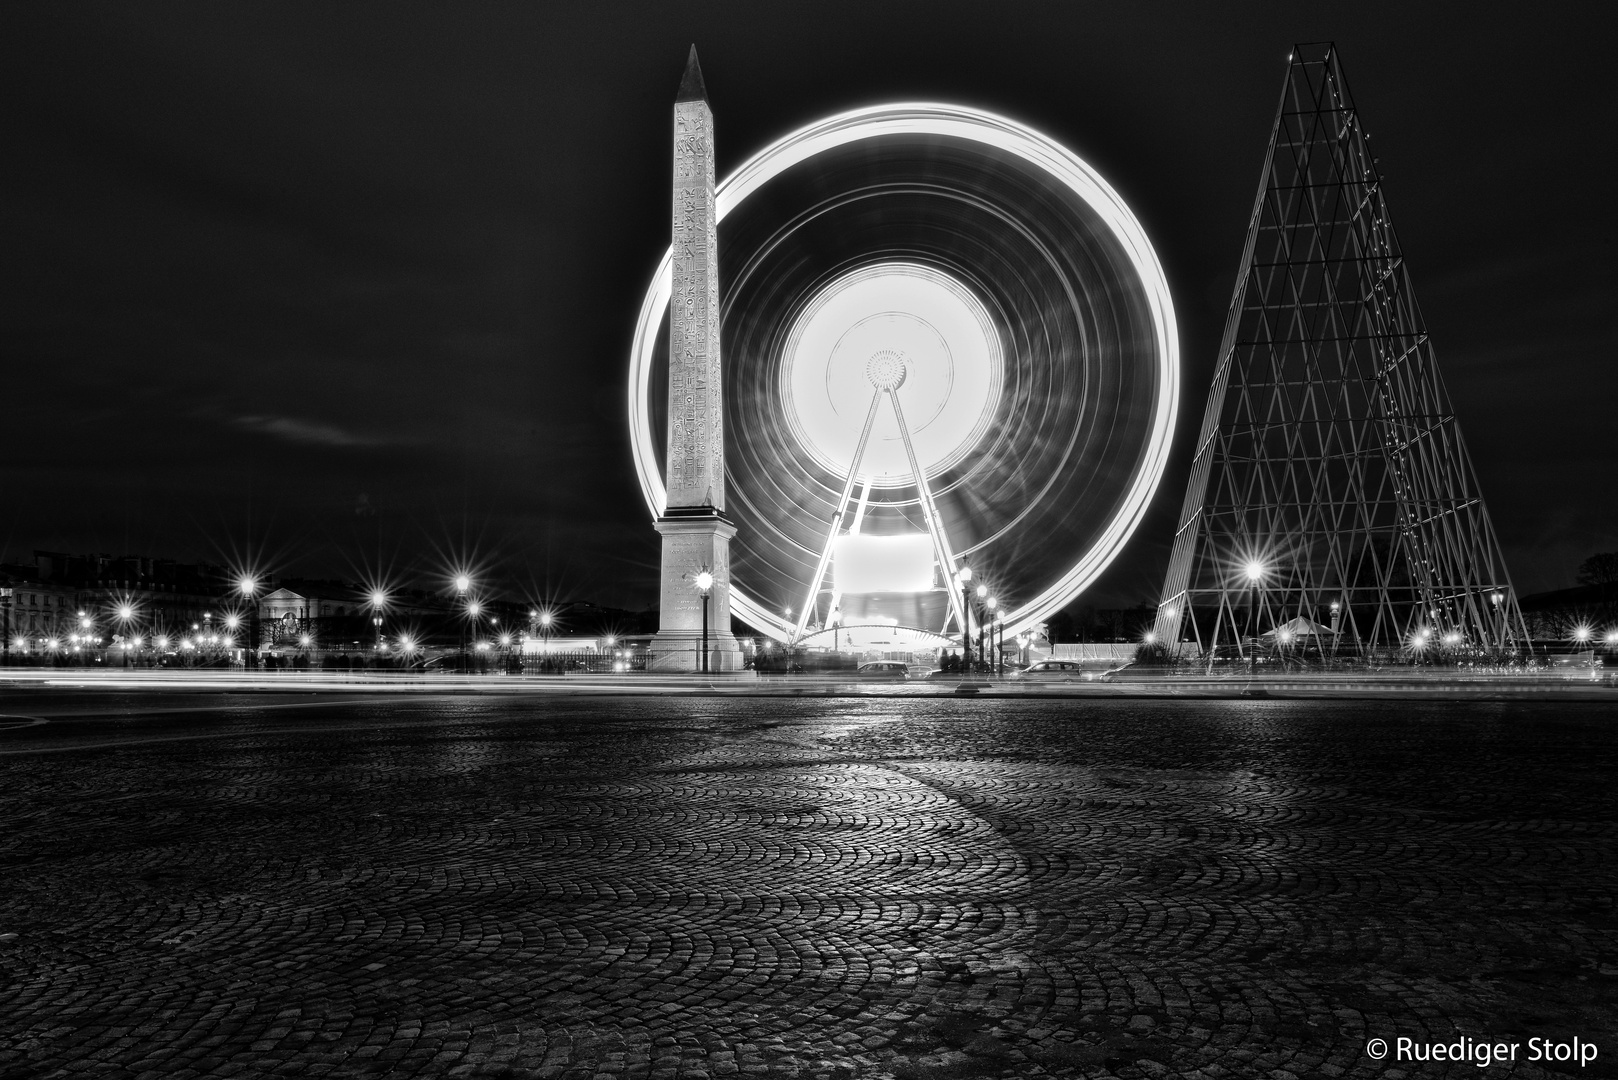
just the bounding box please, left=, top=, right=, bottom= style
left=650, top=46, right=743, bottom=673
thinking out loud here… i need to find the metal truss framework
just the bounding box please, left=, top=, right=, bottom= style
left=1153, top=42, right=1527, bottom=657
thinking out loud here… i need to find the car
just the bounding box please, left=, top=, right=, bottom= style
left=1010, top=659, right=1095, bottom=683
left=856, top=660, right=909, bottom=680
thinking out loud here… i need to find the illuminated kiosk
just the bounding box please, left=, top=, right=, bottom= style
left=630, top=103, right=1178, bottom=649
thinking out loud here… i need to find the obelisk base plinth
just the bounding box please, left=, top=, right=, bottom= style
left=649, top=511, right=745, bottom=673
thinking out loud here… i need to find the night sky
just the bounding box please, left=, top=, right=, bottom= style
left=2, top=3, right=1611, bottom=611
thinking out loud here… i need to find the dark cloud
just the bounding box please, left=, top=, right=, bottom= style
left=231, top=415, right=395, bottom=449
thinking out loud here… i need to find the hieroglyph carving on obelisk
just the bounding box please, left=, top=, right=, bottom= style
left=669, top=64, right=724, bottom=510
left=650, top=45, right=743, bottom=673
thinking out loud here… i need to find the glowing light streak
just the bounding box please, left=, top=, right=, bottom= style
left=629, top=103, right=1178, bottom=640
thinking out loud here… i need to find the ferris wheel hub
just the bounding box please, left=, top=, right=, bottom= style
left=780, top=261, right=1001, bottom=488
left=865, top=351, right=907, bottom=391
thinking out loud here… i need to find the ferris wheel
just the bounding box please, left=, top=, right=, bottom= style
left=629, top=104, right=1178, bottom=643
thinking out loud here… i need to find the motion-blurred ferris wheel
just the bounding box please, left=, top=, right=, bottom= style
left=629, top=104, right=1178, bottom=643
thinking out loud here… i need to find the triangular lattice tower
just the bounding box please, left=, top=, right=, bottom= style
left=1154, top=43, right=1526, bottom=657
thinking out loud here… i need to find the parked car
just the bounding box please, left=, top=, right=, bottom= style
left=856, top=660, right=909, bottom=680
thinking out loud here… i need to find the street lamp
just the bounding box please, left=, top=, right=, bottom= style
left=467, top=601, right=484, bottom=671
left=694, top=570, right=714, bottom=674
left=240, top=577, right=259, bottom=670
left=975, top=585, right=989, bottom=672
left=455, top=575, right=471, bottom=672
left=956, top=567, right=973, bottom=669
left=1243, top=560, right=1266, bottom=655
left=985, top=596, right=998, bottom=676
left=111, top=602, right=138, bottom=667
left=369, top=588, right=387, bottom=655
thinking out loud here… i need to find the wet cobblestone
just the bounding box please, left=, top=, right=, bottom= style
left=1, top=693, right=1615, bottom=1078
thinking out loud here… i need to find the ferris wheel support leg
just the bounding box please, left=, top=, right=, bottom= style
left=887, top=389, right=969, bottom=637
left=792, top=391, right=883, bottom=643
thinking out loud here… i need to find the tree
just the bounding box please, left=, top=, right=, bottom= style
left=1576, top=552, right=1618, bottom=587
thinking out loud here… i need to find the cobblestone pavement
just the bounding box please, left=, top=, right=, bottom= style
left=2, top=692, right=1615, bottom=1079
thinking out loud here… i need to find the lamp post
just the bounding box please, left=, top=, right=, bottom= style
left=115, top=604, right=136, bottom=668
left=985, top=596, right=998, bottom=676
left=240, top=578, right=259, bottom=670
left=975, top=584, right=988, bottom=673
left=369, top=589, right=387, bottom=656
left=694, top=570, right=714, bottom=674
left=957, top=567, right=973, bottom=669
left=455, top=575, right=471, bottom=672
left=468, top=600, right=482, bottom=673
left=1244, top=560, right=1265, bottom=660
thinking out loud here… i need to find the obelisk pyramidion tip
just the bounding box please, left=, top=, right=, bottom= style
left=676, top=44, right=707, bottom=103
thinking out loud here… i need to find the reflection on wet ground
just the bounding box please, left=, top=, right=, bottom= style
left=2, top=692, right=1615, bottom=1078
